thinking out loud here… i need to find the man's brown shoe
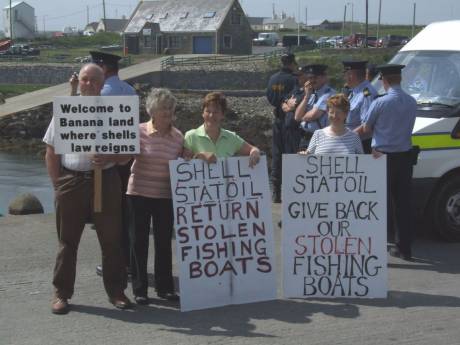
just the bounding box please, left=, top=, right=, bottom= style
left=51, top=297, right=69, bottom=315
left=109, top=293, right=133, bottom=310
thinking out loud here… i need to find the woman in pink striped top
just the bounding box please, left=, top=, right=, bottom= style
left=126, top=88, right=183, bottom=304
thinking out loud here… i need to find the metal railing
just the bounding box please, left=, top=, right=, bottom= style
left=160, top=49, right=287, bottom=70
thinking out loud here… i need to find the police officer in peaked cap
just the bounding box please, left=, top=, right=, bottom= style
left=358, top=64, right=418, bottom=261
left=85, top=51, right=137, bottom=278
left=342, top=60, right=377, bottom=153
left=266, top=53, right=298, bottom=203
left=294, top=64, right=336, bottom=150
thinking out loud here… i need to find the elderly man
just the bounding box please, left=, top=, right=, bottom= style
left=44, top=63, right=132, bottom=314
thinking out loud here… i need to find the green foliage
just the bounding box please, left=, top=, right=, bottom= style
left=33, top=32, right=122, bottom=48
left=275, top=23, right=424, bottom=39
left=0, top=84, right=51, bottom=98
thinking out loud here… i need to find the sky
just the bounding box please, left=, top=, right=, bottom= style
left=1, top=0, right=459, bottom=31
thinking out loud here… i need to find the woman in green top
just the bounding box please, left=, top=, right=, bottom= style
left=184, top=92, right=261, bottom=167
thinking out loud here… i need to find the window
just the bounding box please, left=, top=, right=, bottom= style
left=204, top=12, right=216, bottom=18
left=231, top=12, right=241, bottom=25
left=144, top=35, right=151, bottom=47
left=223, top=35, right=232, bottom=49
left=180, top=12, right=189, bottom=19
left=168, top=36, right=180, bottom=48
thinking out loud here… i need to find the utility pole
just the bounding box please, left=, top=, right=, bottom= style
left=411, top=2, right=416, bottom=38
left=103, top=0, right=107, bottom=31
left=87, top=6, right=89, bottom=25
left=364, top=0, right=369, bottom=47
left=43, top=15, right=46, bottom=35
left=9, top=0, right=13, bottom=41
left=377, top=0, right=382, bottom=42
left=305, top=7, right=308, bottom=27
left=297, top=0, right=300, bottom=46
left=351, top=2, right=354, bottom=35
left=342, top=5, right=347, bottom=39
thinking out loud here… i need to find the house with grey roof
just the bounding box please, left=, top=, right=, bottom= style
left=247, top=17, right=266, bottom=31
left=123, top=0, right=252, bottom=55
left=97, top=18, right=128, bottom=33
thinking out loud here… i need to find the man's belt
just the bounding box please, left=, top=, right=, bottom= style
left=62, top=166, right=115, bottom=179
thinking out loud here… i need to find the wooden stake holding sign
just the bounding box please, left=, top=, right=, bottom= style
left=93, top=167, right=102, bottom=213
left=52, top=96, right=140, bottom=214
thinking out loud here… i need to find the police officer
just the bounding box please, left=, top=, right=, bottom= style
left=266, top=53, right=298, bottom=203
left=294, top=64, right=336, bottom=150
left=88, top=51, right=137, bottom=277
left=359, top=64, right=417, bottom=261
left=280, top=66, right=309, bottom=154
left=342, top=60, right=377, bottom=153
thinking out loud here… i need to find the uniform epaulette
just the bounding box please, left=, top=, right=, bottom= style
left=363, top=87, right=371, bottom=97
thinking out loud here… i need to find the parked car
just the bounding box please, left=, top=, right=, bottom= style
left=372, top=21, right=460, bottom=241
left=252, top=32, right=279, bottom=46
left=315, top=36, right=330, bottom=47
left=343, top=33, right=366, bottom=47
left=377, top=35, right=409, bottom=47
left=326, top=35, right=343, bottom=47
left=282, top=35, right=317, bottom=49
left=365, top=36, right=377, bottom=47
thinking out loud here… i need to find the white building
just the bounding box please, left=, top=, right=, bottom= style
left=2, top=1, right=36, bottom=39
left=263, top=11, right=297, bottom=31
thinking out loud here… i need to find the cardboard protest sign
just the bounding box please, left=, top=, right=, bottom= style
left=282, top=154, right=387, bottom=298
left=52, top=96, right=139, bottom=154
left=169, top=156, right=276, bottom=311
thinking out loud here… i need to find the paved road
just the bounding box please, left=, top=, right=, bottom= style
left=0, top=209, right=459, bottom=345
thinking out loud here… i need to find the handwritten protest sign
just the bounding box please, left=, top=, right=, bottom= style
left=53, top=96, right=139, bottom=154
left=282, top=154, right=387, bottom=298
left=169, top=156, right=276, bottom=311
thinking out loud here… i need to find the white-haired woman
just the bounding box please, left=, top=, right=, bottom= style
left=127, top=88, right=183, bottom=304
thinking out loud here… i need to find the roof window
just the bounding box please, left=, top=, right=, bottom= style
left=203, top=11, right=216, bottom=18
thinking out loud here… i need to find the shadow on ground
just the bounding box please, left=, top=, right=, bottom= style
left=70, top=289, right=460, bottom=338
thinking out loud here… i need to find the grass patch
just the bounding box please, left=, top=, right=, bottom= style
left=0, top=84, right=51, bottom=98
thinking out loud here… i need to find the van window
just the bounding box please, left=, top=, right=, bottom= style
left=373, top=51, right=460, bottom=109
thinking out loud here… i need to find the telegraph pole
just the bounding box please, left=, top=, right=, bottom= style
left=364, top=0, right=369, bottom=47
left=87, top=6, right=89, bottom=25
left=297, top=0, right=300, bottom=46
left=9, top=0, right=13, bottom=41
left=377, top=0, right=382, bottom=42
left=411, top=2, right=416, bottom=38
left=103, top=0, right=107, bottom=31
left=342, top=5, right=347, bottom=39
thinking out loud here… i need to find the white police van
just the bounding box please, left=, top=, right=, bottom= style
left=375, top=21, right=460, bottom=241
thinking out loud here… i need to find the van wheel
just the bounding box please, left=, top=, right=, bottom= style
left=431, top=175, right=460, bottom=241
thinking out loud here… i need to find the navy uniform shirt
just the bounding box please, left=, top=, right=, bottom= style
left=363, top=85, right=417, bottom=152
left=300, top=84, right=336, bottom=133
left=346, top=80, right=377, bottom=131
left=266, top=67, right=298, bottom=115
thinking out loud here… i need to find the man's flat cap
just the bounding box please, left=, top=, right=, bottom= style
left=377, top=64, right=405, bottom=76
left=281, top=53, right=296, bottom=65
left=89, top=51, right=122, bottom=66
left=342, top=60, right=368, bottom=70
left=301, top=64, right=328, bottom=76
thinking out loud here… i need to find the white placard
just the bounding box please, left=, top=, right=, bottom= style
left=282, top=154, right=387, bottom=298
left=53, top=96, right=139, bottom=154
left=169, top=156, right=277, bottom=311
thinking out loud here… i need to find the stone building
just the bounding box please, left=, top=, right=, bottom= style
left=123, top=0, right=252, bottom=55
